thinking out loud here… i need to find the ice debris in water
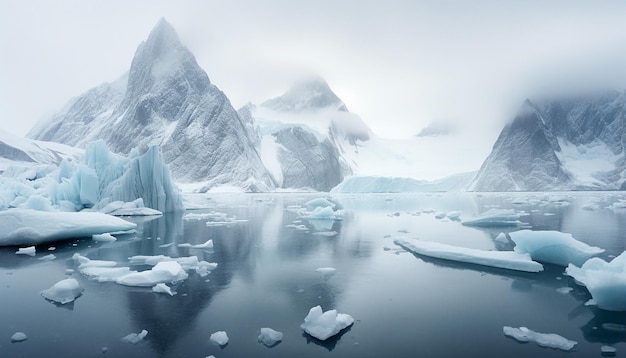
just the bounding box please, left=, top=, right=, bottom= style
left=0, top=209, right=137, bottom=246
left=300, top=305, right=354, bottom=341
left=316, top=267, right=337, bottom=277
left=503, top=326, right=577, bottom=351
left=38, top=254, right=56, bottom=261
left=11, top=332, right=27, bottom=343
left=15, top=246, right=36, bottom=256
left=395, top=239, right=543, bottom=273
left=461, top=209, right=521, bottom=227
left=40, top=278, right=84, bottom=304
left=177, top=239, right=213, bottom=249
left=210, top=331, right=229, bottom=346
left=116, top=261, right=188, bottom=287
left=122, top=329, right=148, bottom=344
left=601, top=345, right=617, bottom=355
left=92, top=233, right=117, bottom=242
left=304, top=198, right=336, bottom=210
left=510, top=230, right=604, bottom=266
left=565, top=251, right=626, bottom=311
left=555, top=287, right=573, bottom=294
left=152, top=283, right=175, bottom=296
left=258, top=327, right=283, bottom=347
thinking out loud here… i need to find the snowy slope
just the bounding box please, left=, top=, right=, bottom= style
left=28, top=19, right=274, bottom=192
left=470, top=92, right=626, bottom=191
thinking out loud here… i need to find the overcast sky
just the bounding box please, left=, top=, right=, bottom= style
left=2, top=0, right=626, bottom=141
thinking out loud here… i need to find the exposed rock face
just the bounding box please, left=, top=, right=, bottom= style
left=29, top=19, right=274, bottom=192
left=470, top=93, right=626, bottom=191
left=273, top=126, right=344, bottom=191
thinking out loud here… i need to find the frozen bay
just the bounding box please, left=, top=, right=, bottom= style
left=1, top=192, right=624, bottom=357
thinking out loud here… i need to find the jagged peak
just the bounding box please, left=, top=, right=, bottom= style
left=144, top=18, right=182, bottom=52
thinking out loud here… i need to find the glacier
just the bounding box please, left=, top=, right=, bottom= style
left=331, top=173, right=474, bottom=193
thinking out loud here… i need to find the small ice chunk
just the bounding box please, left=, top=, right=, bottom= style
left=73, top=253, right=117, bottom=269
left=316, top=267, right=337, bottom=276
left=11, top=332, right=27, bottom=343
left=152, top=283, right=175, bottom=296
left=258, top=327, right=283, bottom=347
left=40, top=278, right=84, bottom=304
left=15, top=246, right=36, bottom=256
left=565, top=251, right=626, bottom=311
left=300, top=305, right=354, bottom=341
left=503, top=326, right=577, bottom=351
left=313, top=231, right=337, bottom=237
left=92, top=233, right=117, bottom=242
left=177, top=239, right=213, bottom=249
left=48, top=246, right=56, bottom=251
left=305, top=198, right=335, bottom=210
left=446, top=211, right=462, bottom=220
left=601, top=345, right=617, bottom=355
left=510, top=230, right=604, bottom=266
left=210, top=331, right=229, bottom=346
left=122, top=329, right=148, bottom=344
left=38, top=254, right=56, bottom=261
left=395, top=239, right=543, bottom=273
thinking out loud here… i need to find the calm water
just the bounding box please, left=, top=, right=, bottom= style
left=1, top=192, right=625, bottom=357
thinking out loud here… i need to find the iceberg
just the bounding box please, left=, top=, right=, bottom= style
left=305, top=198, right=335, bottom=210
left=210, top=331, right=229, bottom=346
left=565, top=251, right=626, bottom=311
left=503, top=326, right=577, bottom=351
left=0, top=209, right=136, bottom=246
left=40, top=278, right=84, bottom=304
left=300, top=305, right=354, bottom=341
left=395, top=239, right=543, bottom=273
left=461, top=209, right=521, bottom=227
left=0, top=140, right=183, bottom=215
left=510, top=230, right=604, bottom=266
left=258, top=327, right=283, bottom=347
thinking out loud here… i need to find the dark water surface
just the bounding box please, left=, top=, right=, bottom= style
left=1, top=192, right=625, bottom=357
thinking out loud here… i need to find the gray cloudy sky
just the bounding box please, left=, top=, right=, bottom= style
left=2, top=0, right=626, bottom=140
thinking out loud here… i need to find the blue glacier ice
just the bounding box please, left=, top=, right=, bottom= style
left=510, top=230, right=604, bottom=266
left=565, top=251, right=626, bottom=311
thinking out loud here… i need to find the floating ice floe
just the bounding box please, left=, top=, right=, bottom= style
left=177, top=239, right=213, bottom=249
left=565, top=251, right=626, bottom=311
left=92, top=233, right=117, bottom=242
left=316, top=267, right=337, bottom=277
left=503, top=326, right=577, bottom=351
left=461, top=209, right=521, bottom=227
left=74, top=253, right=216, bottom=286
left=305, top=198, right=336, bottom=210
left=446, top=211, right=462, bottom=220
left=0, top=209, right=136, bottom=246
left=300, top=305, right=354, bottom=341
left=15, top=246, right=36, bottom=256
left=152, top=283, right=175, bottom=296
left=11, top=332, right=27, bottom=343
left=395, top=239, right=543, bottom=273
left=258, top=327, right=283, bottom=347
left=601, top=345, right=617, bottom=355
left=40, top=278, right=84, bottom=304
left=210, top=331, right=229, bottom=346
left=122, top=329, right=148, bottom=344
left=116, top=261, right=188, bottom=287
left=299, top=206, right=341, bottom=220
left=313, top=231, right=337, bottom=237
left=510, top=230, right=604, bottom=266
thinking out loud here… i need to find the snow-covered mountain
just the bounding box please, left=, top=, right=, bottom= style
left=28, top=19, right=274, bottom=192
left=0, top=129, right=82, bottom=176
left=246, top=77, right=368, bottom=191
left=470, top=92, right=626, bottom=191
